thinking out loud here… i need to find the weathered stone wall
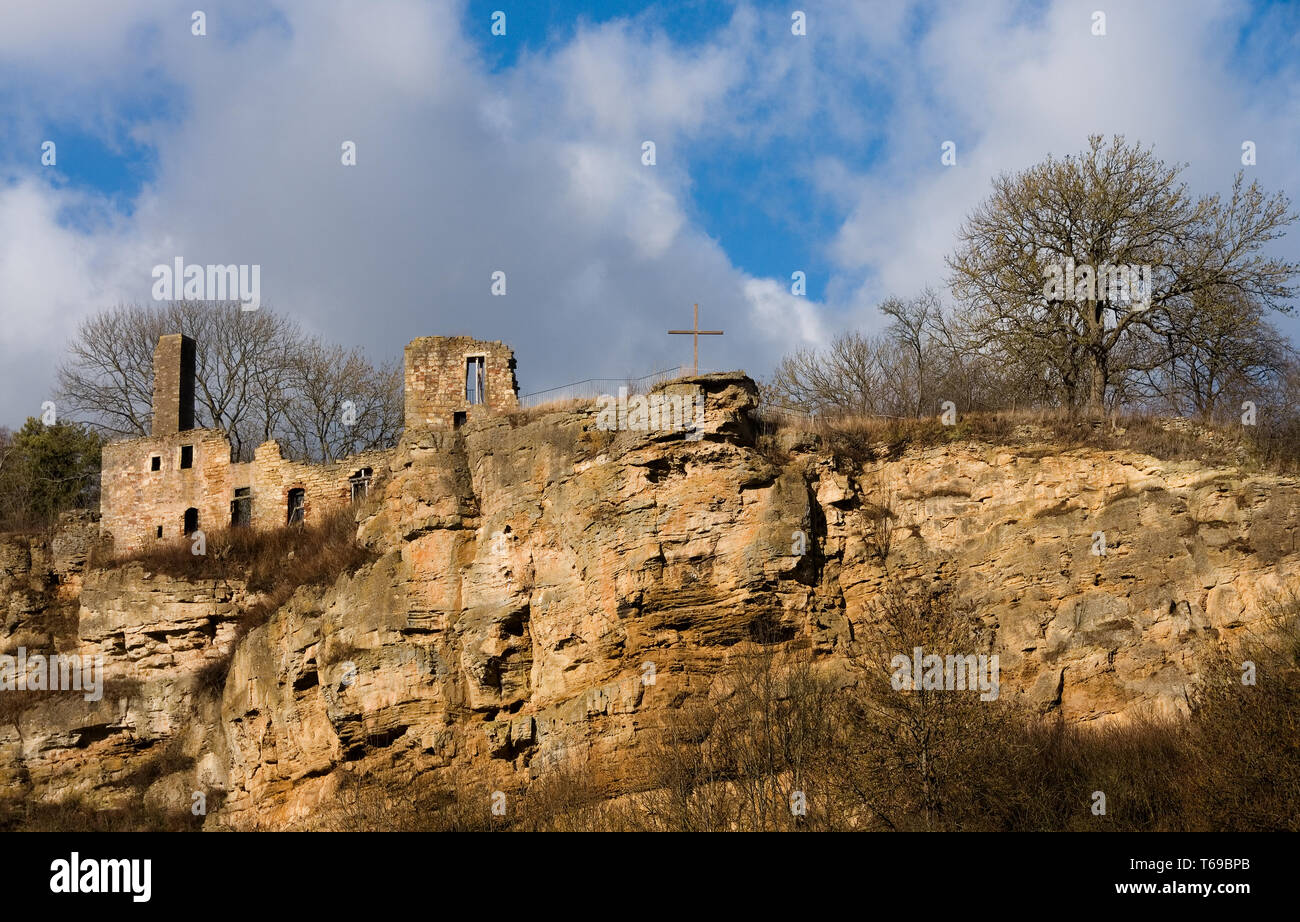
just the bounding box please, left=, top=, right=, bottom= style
left=249, top=442, right=392, bottom=531
left=100, top=429, right=235, bottom=554
left=104, top=333, right=519, bottom=549
left=404, top=336, right=518, bottom=430
left=101, top=432, right=391, bottom=550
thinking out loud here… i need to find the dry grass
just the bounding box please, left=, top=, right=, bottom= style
left=109, top=506, right=371, bottom=591
left=507, top=397, right=596, bottom=424
left=106, top=508, right=377, bottom=700
left=0, top=796, right=202, bottom=832
left=759, top=405, right=1299, bottom=473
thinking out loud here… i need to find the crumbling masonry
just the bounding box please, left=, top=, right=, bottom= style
left=100, top=333, right=518, bottom=553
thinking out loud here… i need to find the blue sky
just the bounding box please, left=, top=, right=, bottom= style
left=1, top=0, right=1298, bottom=426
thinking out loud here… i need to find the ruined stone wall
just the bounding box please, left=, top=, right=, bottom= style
left=404, top=336, right=518, bottom=430
left=100, top=429, right=235, bottom=554
left=102, top=434, right=392, bottom=549
left=249, top=442, right=392, bottom=531
left=102, top=332, right=512, bottom=548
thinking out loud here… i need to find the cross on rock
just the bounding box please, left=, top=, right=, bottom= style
left=668, top=303, right=723, bottom=376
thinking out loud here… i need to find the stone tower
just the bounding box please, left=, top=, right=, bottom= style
left=152, top=333, right=196, bottom=435
left=404, top=336, right=518, bottom=429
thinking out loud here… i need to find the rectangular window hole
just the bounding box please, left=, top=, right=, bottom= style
left=231, top=487, right=251, bottom=527
left=465, top=356, right=485, bottom=405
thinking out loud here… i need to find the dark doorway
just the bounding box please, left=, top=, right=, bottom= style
left=287, top=488, right=305, bottom=526
left=453, top=411, right=467, bottom=429
left=183, top=507, right=199, bottom=536
left=231, top=487, right=251, bottom=527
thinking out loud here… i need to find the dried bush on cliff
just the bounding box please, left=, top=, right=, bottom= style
left=110, top=506, right=370, bottom=589
left=1181, top=596, right=1300, bottom=830
left=623, top=580, right=1300, bottom=832
left=633, top=635, right=841, bottom=832
left=823, top=581, right=1036, bottom=830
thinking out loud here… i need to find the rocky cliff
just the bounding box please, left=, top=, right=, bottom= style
left=3, top=373, right=1298, bottom=829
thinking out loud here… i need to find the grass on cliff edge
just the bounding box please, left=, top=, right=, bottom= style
left=758, top=405, right=1300, bottom=473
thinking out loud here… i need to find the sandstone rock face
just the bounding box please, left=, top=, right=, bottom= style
left=1, top=520, right=246, bottom=812
left=4, top=374, right=1299, bottom=827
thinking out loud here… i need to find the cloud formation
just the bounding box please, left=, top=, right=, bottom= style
left=0, top=0, right=1296, bottom=426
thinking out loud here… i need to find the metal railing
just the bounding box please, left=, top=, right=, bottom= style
left=520, top=367, right=684, bottom=407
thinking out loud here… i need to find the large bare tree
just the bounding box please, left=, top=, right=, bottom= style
left=948, top=134, right=1298, bottom=413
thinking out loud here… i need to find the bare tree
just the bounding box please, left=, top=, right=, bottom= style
left=57, top=301, right=401, bottom=462
left=768, top=331, right=899, bottom=417
left=767, top=294, right=1034, bottom=418
left=636, top=637, right=840, bottom=832
left=948, top=134, right=1298, bottom=414
left=1144, top=288, right=1294, bottom=421
left=56, top=304, right=164, bottom=437
left=880, top=288, right=942, bottom=416
left=188, top=304, right=303, bottom=460
left=280, top=338, right=403, bottom=462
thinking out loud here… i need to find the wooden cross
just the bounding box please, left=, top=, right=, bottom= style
left=668, top=303, right=724, bottom=376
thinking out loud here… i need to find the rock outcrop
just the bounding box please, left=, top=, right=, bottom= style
left=3, top=374, right=1299, bottom=828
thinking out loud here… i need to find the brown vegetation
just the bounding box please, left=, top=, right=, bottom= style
left=109, top=505, right=371, bottom=594
left=757, top=403, right=1300, bottom=475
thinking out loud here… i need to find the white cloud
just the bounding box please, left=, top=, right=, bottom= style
left=743, top=276, right=827, bottom=349
left=0, top=0, right=1295, bottom=426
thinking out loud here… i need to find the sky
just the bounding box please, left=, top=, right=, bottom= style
left=1, top=0, right=1298, bottom=426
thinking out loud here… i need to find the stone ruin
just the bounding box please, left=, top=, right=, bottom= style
left=99, top=332, right=519, bottom=553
